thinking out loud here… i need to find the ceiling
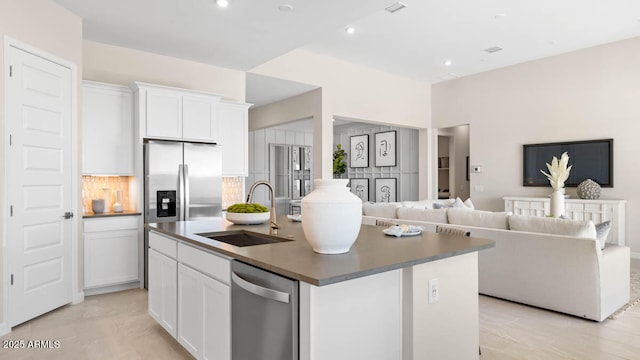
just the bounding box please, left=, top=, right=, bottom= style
left=55, top=0, right=640, bottom=107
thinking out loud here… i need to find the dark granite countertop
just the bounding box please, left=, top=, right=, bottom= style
left=83, top=211, right=142, bottom=218
left=146, top=215, right=495, bottom=286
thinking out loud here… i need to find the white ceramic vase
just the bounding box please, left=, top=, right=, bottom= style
left=301, top=179, right=362, bottom=254
left=550, top=189, right=565, bottom=217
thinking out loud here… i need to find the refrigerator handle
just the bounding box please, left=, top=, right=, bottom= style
left=179, top=164, right=185, bottom=221
left=184, top=164, right=190, bottom=220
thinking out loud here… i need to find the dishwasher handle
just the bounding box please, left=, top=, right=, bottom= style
left=232, top=272, right=290, bottom=304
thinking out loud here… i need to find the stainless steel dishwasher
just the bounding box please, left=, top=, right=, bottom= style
left=231, top=260, right=299, bottom=360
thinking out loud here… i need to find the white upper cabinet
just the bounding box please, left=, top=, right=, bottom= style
left=182, top=94, right=219, bottom=142
left=218, top=101, right=251, bottom=176
left=145, top=87, right=182, bottom=139
left=134, top=82, right=221, bottom=143
left=82, top=81, right=134, bottom=175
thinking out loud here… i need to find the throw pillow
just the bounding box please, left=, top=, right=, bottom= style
left=463, top=198, right=475, bottom=210
left=433, top=203, right=448, bottom=209
left=595, top=221, right=611, bottom=250
left=452, top=197, right=467, bottom=208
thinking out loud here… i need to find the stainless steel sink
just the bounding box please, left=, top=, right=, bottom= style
left=198, top=231, right=292, bottom=247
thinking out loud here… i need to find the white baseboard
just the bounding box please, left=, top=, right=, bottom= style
left=73, top=291, right=85, bottom=304
left=84, top=281, right=140, bottom=297
left=0, top=322, right=10, bottom=337
left=631, top=252, right=640, bottom=260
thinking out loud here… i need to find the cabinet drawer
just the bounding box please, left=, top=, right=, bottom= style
left=84, top=216, right=139, bottom=232
left=149, top=231, right=177, bottom=259
left=178, top=243, right=230, bottom=285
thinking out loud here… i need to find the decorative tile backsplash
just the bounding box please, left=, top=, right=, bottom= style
left=82, top=176, right=132, bottom=214
left=222, top=177, right=244, bottom=209
left=83, top=176, right=244, bottom=214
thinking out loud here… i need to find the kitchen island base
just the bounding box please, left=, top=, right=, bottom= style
left=299, top=252, right=479, bottom=360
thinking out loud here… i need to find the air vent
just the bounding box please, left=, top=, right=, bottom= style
left=385, top=2, right=407, bottom=13
left=483, top=46, right=503, bottom=54
left=439, top=73, right=460, bottom=80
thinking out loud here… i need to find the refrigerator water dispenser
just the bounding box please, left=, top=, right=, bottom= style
left=156, top=190, right=176, bottom=217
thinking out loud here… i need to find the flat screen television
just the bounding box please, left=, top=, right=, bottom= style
left=523, top=139, right=613, bottom=187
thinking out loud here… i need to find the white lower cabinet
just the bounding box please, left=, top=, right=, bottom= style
left=83, top=216, right=140, bottom=295
left=148, top=234, right=178, bottom=338
left=178, top=263, right=230, bottom=360
left=147, top=231, right=230, bottom=360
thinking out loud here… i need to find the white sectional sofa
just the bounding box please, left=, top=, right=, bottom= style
left=361, top=201, right=631, bottom=321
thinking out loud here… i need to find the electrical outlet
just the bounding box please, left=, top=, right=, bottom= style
left=428, top=278, right=439, bottom=304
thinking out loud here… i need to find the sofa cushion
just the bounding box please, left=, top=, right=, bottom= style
left=595, top=221, right=611, bottom=249
left=362, top=202, right=401, bottom=218
left=447, top=208, right=510, bottom=229
left=401, top=200, right=444, bottom=209
left=508, top=215, right=597, bottom=239
left=397, top=207, right=448, bottom=223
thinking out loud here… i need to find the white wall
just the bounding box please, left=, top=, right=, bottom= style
left=432, top=36, right=640, bottom=256
left=334, top=123, right=419, bottom=202
left=250, top=49, right=431, bottom=180
left=0, top=0, right=83, bottom=328
left=248, top=128, right=314, bottom=212
left=83, top=40, right=245, bottom=102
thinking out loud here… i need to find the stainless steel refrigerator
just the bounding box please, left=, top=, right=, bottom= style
left=143, top=139, right=222, bottom=285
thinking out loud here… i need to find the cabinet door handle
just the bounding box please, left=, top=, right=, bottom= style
left=231, top=272, right=290, bottom=304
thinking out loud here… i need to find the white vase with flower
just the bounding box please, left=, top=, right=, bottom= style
left=540, top=152, right=572, bottom=217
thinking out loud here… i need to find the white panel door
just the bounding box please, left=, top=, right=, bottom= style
left=6, top=45, right=73, bottom=327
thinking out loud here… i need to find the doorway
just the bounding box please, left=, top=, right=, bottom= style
left=437, top=125, right=470, bottom=200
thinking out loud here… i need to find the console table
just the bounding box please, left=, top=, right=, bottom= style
left=504, top=197, right=627, bottom=246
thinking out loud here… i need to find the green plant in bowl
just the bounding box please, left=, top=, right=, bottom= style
left=227, top=203, right=269, bottom=213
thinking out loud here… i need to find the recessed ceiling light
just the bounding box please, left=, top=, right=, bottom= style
left=216, top=0, right=229, bottom=8
left=278, top=4, right=293, bottom=12
left=494, top=13, right=507, bottom=19
left=346, top=26, right=355, bottom=34
left=385, top=2, right=407, bottom=13
left=444, top=60, right=453, bottom=67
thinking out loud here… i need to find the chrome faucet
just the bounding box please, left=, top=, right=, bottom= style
left=246, top=180, right=279, bottom=235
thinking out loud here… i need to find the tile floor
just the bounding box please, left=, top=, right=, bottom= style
left=1, top=260, right=639, bottom=359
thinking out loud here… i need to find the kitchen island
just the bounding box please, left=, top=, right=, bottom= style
left=146, top=215, right=494, bottom=360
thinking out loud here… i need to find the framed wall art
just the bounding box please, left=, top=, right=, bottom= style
left=350, top=134, right=369, bottom=168
left=375, top=130, right=397, bottom=167
left=349, top=178, right=369, bottom=202
left=375, top=178, right=397, bottom=203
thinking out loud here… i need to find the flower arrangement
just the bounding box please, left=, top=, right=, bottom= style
left=540, top=152, right=572, bottom=193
